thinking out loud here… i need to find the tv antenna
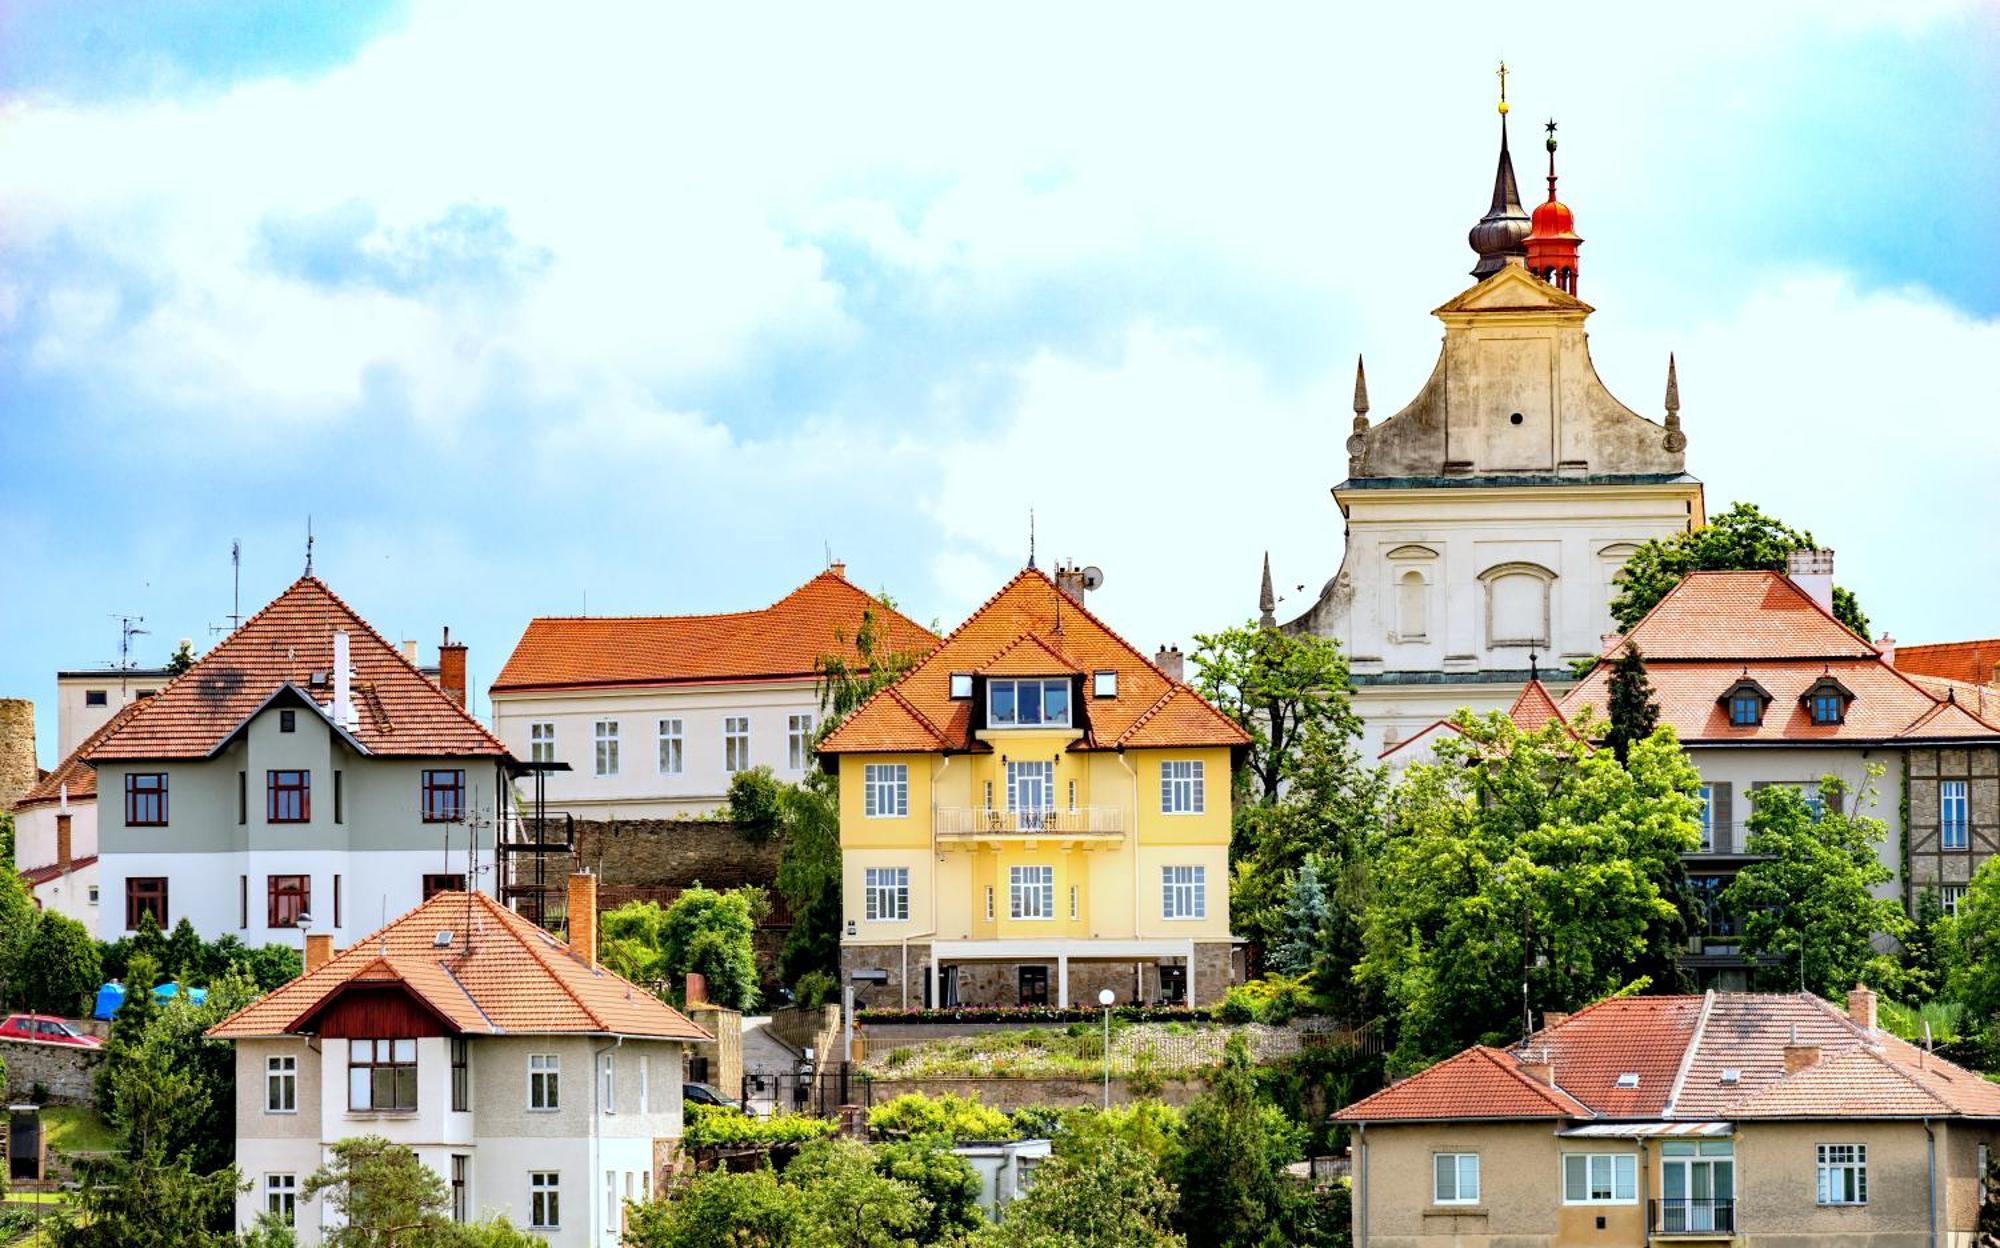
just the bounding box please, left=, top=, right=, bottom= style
left=304, top=518, right=315, bottom=577
left=210, top=540, right=245, bottom=637
left=112, top=615, right=150, bottom=675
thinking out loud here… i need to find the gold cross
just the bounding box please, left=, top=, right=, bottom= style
left=1497, top=60, right=1509, bottom=105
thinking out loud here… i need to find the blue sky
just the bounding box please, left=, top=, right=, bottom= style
left=2, top=2, right=1997, bottom=767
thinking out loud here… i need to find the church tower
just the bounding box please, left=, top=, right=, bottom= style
left=1279, top=71, right=1705, bottom=759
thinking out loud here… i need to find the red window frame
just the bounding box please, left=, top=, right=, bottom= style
left=267, top=770, right=311, bottom=823
left=421, top=769, right=465, bottom=823
left=125, top=773, right=168, bottom=826
left=423, top=873, right=466, bottom=900
left=126, top=877, right=168, bottom=930
left=267, top=875, right=311, bottom=928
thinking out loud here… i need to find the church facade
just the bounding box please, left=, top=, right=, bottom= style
left=1279, top=105, right=1704, bottom=759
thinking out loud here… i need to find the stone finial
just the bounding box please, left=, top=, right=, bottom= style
left=1662, top=353, right=1687, bottom=453
left=1347, top=355, right=1371, bottom=472
left=1259, top=552, right=1277, bottom=628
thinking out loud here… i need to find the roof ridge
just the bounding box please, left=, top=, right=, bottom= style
left=302, top=578, right=506, bottom=752
left=495, top=894, right=612, bottom=1031
left=1661, top=988, right=1715, bottom=1117
left=1480, top=1045, right=1588, bottom=1115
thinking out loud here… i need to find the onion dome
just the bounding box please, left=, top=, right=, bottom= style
left=1468, top=73, right=1531, bottom=279
left=1524, top=119, right=1583, bottom=296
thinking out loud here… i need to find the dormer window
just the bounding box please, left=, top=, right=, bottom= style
left=948, top=673, right=974, bottom=700
left=1801, top=675, right=1855, bottom=726
left=988, top=677, right=1071, bottom=728
left=1719, top=676, right=1773, bottom=728
left=1093, top=670, right=1118, bottom=699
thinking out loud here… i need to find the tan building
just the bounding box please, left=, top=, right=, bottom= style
left=1338, top=989, right=2000, bottom=1246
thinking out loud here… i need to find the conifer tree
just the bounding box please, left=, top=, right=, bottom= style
left=1604, top=643, right=1660, bottom=765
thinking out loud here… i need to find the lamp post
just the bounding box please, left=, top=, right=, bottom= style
left=1098, top=988, right=1116, bottom=1110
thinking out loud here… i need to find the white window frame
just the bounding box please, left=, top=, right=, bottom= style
left=600, top=1051, right=616, bottom=1115
left=593, top=721, right=619, bottom=777
left=1009, top=866, right=1055, bottom=921
left=788, top=713, right=815, bottom=770
left=640, top=1054, right=650, bottom=1115
left=1433, top=1152, right=1480, bottom=1205
left=529, top=1171, right=561, bottom=1230
left=266, top=1054, right=298, bottom=1113
left=1941, top=885, right=1967, bottom=917
left=1093, top=670, right=1117, bottom=698
left=724, top=716, right=751, bottom=773
left=657, top=718, right=684, bottom=776
left=1816, top=1143, right=1867, bottom=1205
left=864, top=867, right=910, bottom=922
left=1561, top=1152, right=1638, bottom=1205
left=1941, top=780, right=1970, bottom=850
left=1161, top=760, right=1205, bottom=815
left=1007, top=760, right=1054, bottom=814
left=986, top=677, right=1072, bottom=728
left=265, top=1172, right=297, bottom=1224
left=529, top=721, right=556, bottom=765
left=1162, top=865, right=1207, bottom=921
left=528, top=1053, right=561, bottom=1111
left=863, top=764, right=909, bottom=818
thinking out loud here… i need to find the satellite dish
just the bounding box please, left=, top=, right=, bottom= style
left=1080, top=566, right=1104, bottom=590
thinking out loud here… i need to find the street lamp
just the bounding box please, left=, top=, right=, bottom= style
left=1098, top=989, right=1116, bottom=1110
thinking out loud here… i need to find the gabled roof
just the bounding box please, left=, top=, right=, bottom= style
left=12, top=700, right=150, bottom=811
left=1506, top=678, right=1573, bottom=736
left=1613, top=571, right=1876, bottom=661
left=490, top=570, right=938, bottom=693
left=1894, top=638, right=2000, bottom=688
left=819, top=569, right=1249, bottom=756
left=1334, top=1045, right=1594, bottom=1123
left=208, top=891, right=709, bottom=1041
left=89, top=578, right=506, bottom=762
left=21, top=855, right=97, bottom=887
left=1727, top=1046, right=2000, bottom=1119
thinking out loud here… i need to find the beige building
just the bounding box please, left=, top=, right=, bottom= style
left=1338, top=988, right=2000, bottom=1246
left=56, top=666, right=172, bottom=759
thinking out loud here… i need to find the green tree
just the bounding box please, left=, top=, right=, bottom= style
left=626, top=1168, right=797, bottom=1248
left=1609, top=501, right=1870, bottom=636
left=1901, top=889, right=1952, bottom=1004
left=773, top=770, right=844, bottom=991
left=1190, top=623, right=1363, bottom=806
left=782, top=1138, right=928, bottom=1248
left=1051, top=1101, right=1185, bottom=1178
left=302, top=1135, right=455, bottom=1248
left=661, top=884, right=767, bottom=1010
left=598, top=900, right=672, bottom=989
left=814, top=594, right=929, bottom=732
left=1603, top=643, right=1660, bottom=765
left=1358, top=714, right=1702, bottom=1068
left=1721, top=776, right=1909, bottom=996
left=726, top=766, right=788, bottom=842
left=49, top=1148, right=239, bottom=1248
left=1175, top=1037, right=1298, bottom=1248
left=165, top=640, right=199, bottom=676
left=14, top=911, right=103, bottom=1016
left=165, top=917, right=204, bottom=983
left=875, top=1138, right=986, bottom=1244
left=1944, top=855, right=2000, bottom=1028
left=974, top=1137, right=1183, bottom=1248
left=0, top=817, right=39, bottom=1005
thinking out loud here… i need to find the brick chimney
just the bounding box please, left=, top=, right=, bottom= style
left=1847, top=984, right=1878, bottom=1031
left=1054, top=561, right=1089, bottom=604
left=1785, top=549, right=1836, bottom=615
left=1542, top=1011, right=1570, bottom=1031
left=1784, top=1042, right=1821, bottom=1075
left=1517, top=1048, right=1554, bottom=1086
left=1155, top=645, right=1184, bottom=683
left=1873, top=634, right=1896, bottom=666
left=305, top=933, right=334, bottom=974
left=438, top=627, right=468, bottom=708
left=827, top=561, right=846, bottom=580
left=685, top=972, right=709, bottom=1006
left=55, top=813, right=72, bottom=872
left=567, top=871, right=598, bottom=968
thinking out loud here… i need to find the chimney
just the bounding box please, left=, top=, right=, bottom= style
left=1785, top=549, right=1836, bottom=615
left=567, top=871, right=599, bottom=968
left=1847, top=983, right=1878, bottom=1031
left=1784, top=1042, right=1821, bottom=1075
left=1600, top=631, right=1624, bottom=653
left=55, top=813, right=73, bottom=872
left=305, top=933, right=334, bottom=974
left=1542, top=1011, right=1570, bottom=1031
left=402, top=639, right=420, bottom=664
left=827, top=561, right=847, bottom=580
left=685, top=972, right=709, bottom=1006
left=1518, top=1048, right=1554, bottom=1086
left=1054, top=561, right=1088, bottom=604
left=1155, top=645, right=1185, bottom=684
left=331, top=630, right=354, bottom=728
left=438, top=627, right=468, bottom=708
left=1873, top=634, right=1896, bottom=666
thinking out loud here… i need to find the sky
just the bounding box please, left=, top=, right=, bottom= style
left=1, top=1, right=1996, bottom=768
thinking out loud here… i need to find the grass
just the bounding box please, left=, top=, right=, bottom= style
left=866, top=1021, right=1302, bottom=1078
left=40, top=1105, right=118, bottom=1155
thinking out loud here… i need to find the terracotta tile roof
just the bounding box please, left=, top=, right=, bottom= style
left=979, top=634, right=1082, bottom=676
left=12, top=700, right=149, bottom=811
left=20, top=855, right=97, bottom=888
left=1524, top=995, right=1706, bottom=1117
left=490, top=570, right=938, bottom=693
left=819, top=569, right=1249, bottom=756
left=1728, top=1046, right=2000, bottom=1119
left=1335, top=1045, right=1594, bottom=1122
left=1506, top=678, right=1573, bottom=736
left=1894, top=638, right=2000, bottom=688
left=208, top=890, right=710, bottom=1041
left=89, top=578, right=507, bottom=762
left=1665, top=992, right=1875, bottom=1117
left=1612, top=571, right=1876, bottom=661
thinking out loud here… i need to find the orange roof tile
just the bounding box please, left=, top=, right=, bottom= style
left=1506, top=678, right=1572, bottom=736
left=1728, top=1046, right=2000, bottom=1119
left=1525, top=995, right=1707, bottom=1117
left=1894, top=638, right=2000, bottom=688
left=820, top=569, right=1249, bottom=756
left=12, top=700, right=149, bottom=811
left=1335, top=1045, right=1593, bottom=1122
left=208, top=891, right=709, bottom=1041
left=1613, top=571, right=1875, bottom=661
left=491, top=570, right=938, bottom=693
left=89, top=579, right=507, bottom=762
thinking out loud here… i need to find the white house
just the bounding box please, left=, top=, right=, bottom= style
left=489, top=566, right=936, bottom=819
left=209, top=874, right=708, bottom=1246
left=86, top=576, right=513, bottom=946
left=55, top=665, right=172, bottom=759
left=8, top=699, right=152, bottom=927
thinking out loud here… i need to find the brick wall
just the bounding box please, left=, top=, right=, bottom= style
left=769, top=1004, right=841, bottom=1060
left=685, top=1004, right=742, bottom=1095
left=0, top=1038, right=103, bottom=1106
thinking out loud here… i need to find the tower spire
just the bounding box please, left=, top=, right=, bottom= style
left=1468, top=62, right=1531, bottom=279
left=1347, top=354, right=1371, bottom=474
left=1259, top=552, right=1276, bottom=628
left=1524, top=117, right=1582, bottom=295
left=1662, top=353, right=1687, bottom=453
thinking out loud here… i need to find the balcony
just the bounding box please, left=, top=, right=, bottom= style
left=1649, top=1198, right=1736, bottom=1239
left=935, top=806, right=1124, bottom=842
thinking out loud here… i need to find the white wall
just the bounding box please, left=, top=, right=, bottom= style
left=1687, top=745, right=1907, bottom=900
left=55, top=671, right=169, bottom=758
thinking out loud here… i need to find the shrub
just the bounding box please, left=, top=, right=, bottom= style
left=682, top=1104, right=837, bottom=1151
left=792, top=969, right=837, bottom=1010
left=1008, top=1105, right=1063, bottom=1140
left=867, top=1092, right=1014, bottom=1142
left=1216, top=975, right=1315, bottom=1025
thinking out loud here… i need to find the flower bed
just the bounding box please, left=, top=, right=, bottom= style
left=857, top=1003, right=1210, bottom=1025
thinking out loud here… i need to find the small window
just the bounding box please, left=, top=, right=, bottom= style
left=594, top=721, right=620, bottom=776
left=1720, top=1069, right=1741, bottom=1084
left=723, top=716, right=751, bottom=773
left=1941, top=885, right=1966, bottom=917
left=451, top=1155, right=469, bottom=1223
left=657, top=718, right=684, bottom=775
left=1070, top=885, right=1079, bottom=919
left=421, top=769, right=465, bottom=822
left=238, top=771, right=248, bottom=824
left=864, top=868, right=910, bottom=922
left=267, top=770, right=310, bottom=823
left=1809, top=692, right=1843, bottom=724
left=279, top=708, right=297, bottom=733
left=600, top=1051, right=615, bottom=1115
left=985, top=886, right=994, bottom=921
left=267, top=1055, right=298, bottom=1113
left=1009, top=866, right=1055, bottom=920
left=529, top=1053, right=561, bottom=1110
left=1615, top=1073, right=1639, bottom=1088
left=451, top=1037, right=470, bottom=1112
left=1816, top=1143, right=1866, bottom=1205
left=1433, top=1152, right=1480, bottom=1205
left=949, top=673, right=974, bottom=699
left=267, top=875, right=310, bottom=928
left=1161, top=760, right=1205, bottom=815
left=787, top=714, right=815, bottom=770
left=1162, top=866, right=1207, bottom=920
left=1094, top=670, right=1118, bottom=698
left=84, top=689, right=108, bottom=707
left=1697, top=783, right=1716, bottom=851
left=863, top=763, right=909, bottom=817
left=530, top=721, right=556, bottom=764
left=125, top=773, right=168, bottom=826
left=348, top=1038, right=418, bottom=1112
left=87, top=884, right=99, bottom=905
left=1562, top=1153, right=1637, bottom=1204
left=424, top=873, right=466, bottom=900
left=125, top=877, right=168, bottom=930
left=530, top=1171, right=560, bottom=1230
left=1729, top=694, right=1763, bottom=726
left=136, top=688, right=155, bottom=697
left=265, top=1173, right=297, bottom=1225
left=333, top=770, right=343, bottom=823
left=1941, top=780, right=1970, bottom=850
left=334, top=873, right=342, bottom=927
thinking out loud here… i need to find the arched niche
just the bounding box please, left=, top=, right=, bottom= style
left=1478, top=561, right=1556, bottom=648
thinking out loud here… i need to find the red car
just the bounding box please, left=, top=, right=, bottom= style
left=0, top=1013, right=103, bottom=1047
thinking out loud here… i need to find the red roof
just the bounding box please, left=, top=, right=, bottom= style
left=89, top=578, right=507, bottom=762
left=1506, top=678, right=1573, bottom=736
left=1334, top=1045, right=1594, bottom=1122
left=490, top=570, right=938, bottom=693
left=208, top=890, right=709, bottom=1041
left=21, top=855, right=97, bottom=888
left=12, top=700, right=149, bottom=811
left=819, top=569, right=1249, bottom=756
left=1895, top=639, right=2000, bottom=688
left=1611, top=571, right=1876, bottom=661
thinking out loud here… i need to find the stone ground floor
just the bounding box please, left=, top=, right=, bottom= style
left=840, top=938, right=1239, bottom=1011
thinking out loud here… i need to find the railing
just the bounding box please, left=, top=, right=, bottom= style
left=1650, top=1197, right=1735, bottom=1234
left=935, top=807, right=1124, bottom=835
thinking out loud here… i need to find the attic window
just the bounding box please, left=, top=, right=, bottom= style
left=949, top=673, right=974, bottom=700
left=1094, top=670, right=1118, bottom=699
left=280, top=710, right=297, bottom=733
left=1719, top=676, right=1773, bottom=727
left=1720, top=1069, right=1741, bottom=1084
left=1615, top=1073, right=1640, bottom=1089
left=1801, top=675, right=1855, bottom=726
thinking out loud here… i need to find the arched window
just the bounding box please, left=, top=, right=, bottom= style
left=1397, top=569, right=1428, bottom=642
left=1479, top=562, right=1555, bottom=648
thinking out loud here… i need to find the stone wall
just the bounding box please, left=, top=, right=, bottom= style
left=865, top=1075, right=1206, bottom=1111
left=842, top=941, right=1237, bottom=1010
left=1907, top=747, right=2000, bottom=902
left=684, top=1004, right=742, bottom=1096
left=0, top=1037, right=102, bottom=1106
left=769, top=1004, right=841, bottom=1061
left=0, top=698, right=38, bottom=812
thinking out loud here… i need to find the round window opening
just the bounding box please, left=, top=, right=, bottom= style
left=1509, top=412, right=1525, bottom=426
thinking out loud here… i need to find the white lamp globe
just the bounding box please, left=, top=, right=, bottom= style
left=1098, top=989, right=1115, bottom=1007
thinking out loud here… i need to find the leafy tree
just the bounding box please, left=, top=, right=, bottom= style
left=15, top=911, right=103, bottom=1016
left=1609, top=501, right=1870, bottom=636
left=0, top=818, right=39, bottom=1005
left=165, top=916, right=204, bottom=983
left=773, top=770, right=844, bottom=990
left=626, top=1167, right=796, bottom=1248
left=726, top=766, right=788, bottom=842
left=814, top=594, right=929, bottom=732
left=782, top=1138, right=929, bottom=1248
left=661, top=884, right=767, bottom=1010
left=165, top=640, right=199, bottom=676
left=599, top=900, right=672, bottom=989
left=303, top=1135, right=456, bottom=1248
left=1603, top=643, right=1660, bottom=765
left=1358, top=714, right=1702, bottom=1068
left=1900, top=889, right=1952, bottom=1005
left=1190, top=623, right=1363, bottom=806
left=867, top=1091, right=1013, bottom=1141
left=974, top=1137, right=1183, bottom=1248
left=1722, top=776, right=1909, bottom=995
left=1050, top=1100, right=1185, bottom=1177
left=1175, top=1037, right=1299, bottom=1248
left=1945, top=855, right=2000, bottom=1028
left=876, top=1138, right=986, bottom=1244
left=1268, top=857, right=1331, bottom=978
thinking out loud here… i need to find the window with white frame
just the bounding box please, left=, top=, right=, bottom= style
left=600, top=1052, right=616, bottom=1114
left=640, top=1054, right=650, bottom=1114
left=529, top=1053, right=560, bottom=1110
left=594, top=721, right=619, bottom=777
left=1562, top=1153, right=1637, bottom=1204
left=1433, top=1152, right=1479, bottom=1204
left=1162, top=866, right=1207, bottom=920
left=530, top=721, right=555, bottom=764
left=1010, top=866, right=1054, bottom=920
left=987, top=677, right=1071, bottom=727
left=265, top=1173, right=297, bottom=1224
left=1942, top=885, right=1967, bottom=917
left=724, top=716, right=751, bottom=772
left=863, top=764, right=908, bottom=818
left=1697, top=783, right=1715, bottom=851
left=1942, top=780, right=1970, bottom=849
left=1816, top=1143, right=1866, bottom=1205
left=530, top=1172, right=560, bottom=1229
left=788, top=714, right=815, bottom=770
left=657, top=719, right=684, bottom=775
left=266, top=1054, right=297, bottom=1112
left=1007, top=760, right=1054, bottom=814
left=1161, top=760, right=1205, bottom=814
left=865, top=868, right=909, bottom=922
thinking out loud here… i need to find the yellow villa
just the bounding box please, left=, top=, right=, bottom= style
left=818, top=566, right=1249, bottom=1010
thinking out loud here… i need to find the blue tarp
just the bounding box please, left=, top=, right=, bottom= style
left=91, top=981, right=210, bottom=1020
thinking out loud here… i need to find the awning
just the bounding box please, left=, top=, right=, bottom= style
left=1558, top=1122, right=1733, bottom=1139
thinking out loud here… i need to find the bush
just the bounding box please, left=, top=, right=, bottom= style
left=626, top=1167, right=796, bottom=1248
left=858, top=1004, right=1209, bottom=1025
left=1008, top=1105, right=1063, bottom=1140
left=792, top=969, right=837, bottom=1010
left=725, top=767, right=787, bottom=842
left=682, top=1104, right=836, bottom=1151
left=867, top=1091, right=1014, bottom=1142
left=875, top=1137, right=985, bottom=1242
left=1216, top=975, right=1315, bottom=1025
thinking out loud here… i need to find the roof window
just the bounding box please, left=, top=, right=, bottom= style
left=1615, top=1073, right=1640, bottom=1089
left=948, top=673, right=974, bottom=700
left=1720, top=1069, right=1741, bottom=1084
left=1800, top=674, right=1855, bottom=726
left=1719, top=675, right=1773, bottom=727
left=1093, top=670, right=1118, bottom=699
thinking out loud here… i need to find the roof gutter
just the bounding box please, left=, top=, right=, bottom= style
left=1924, top=1117, right=1937, bottom=1248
